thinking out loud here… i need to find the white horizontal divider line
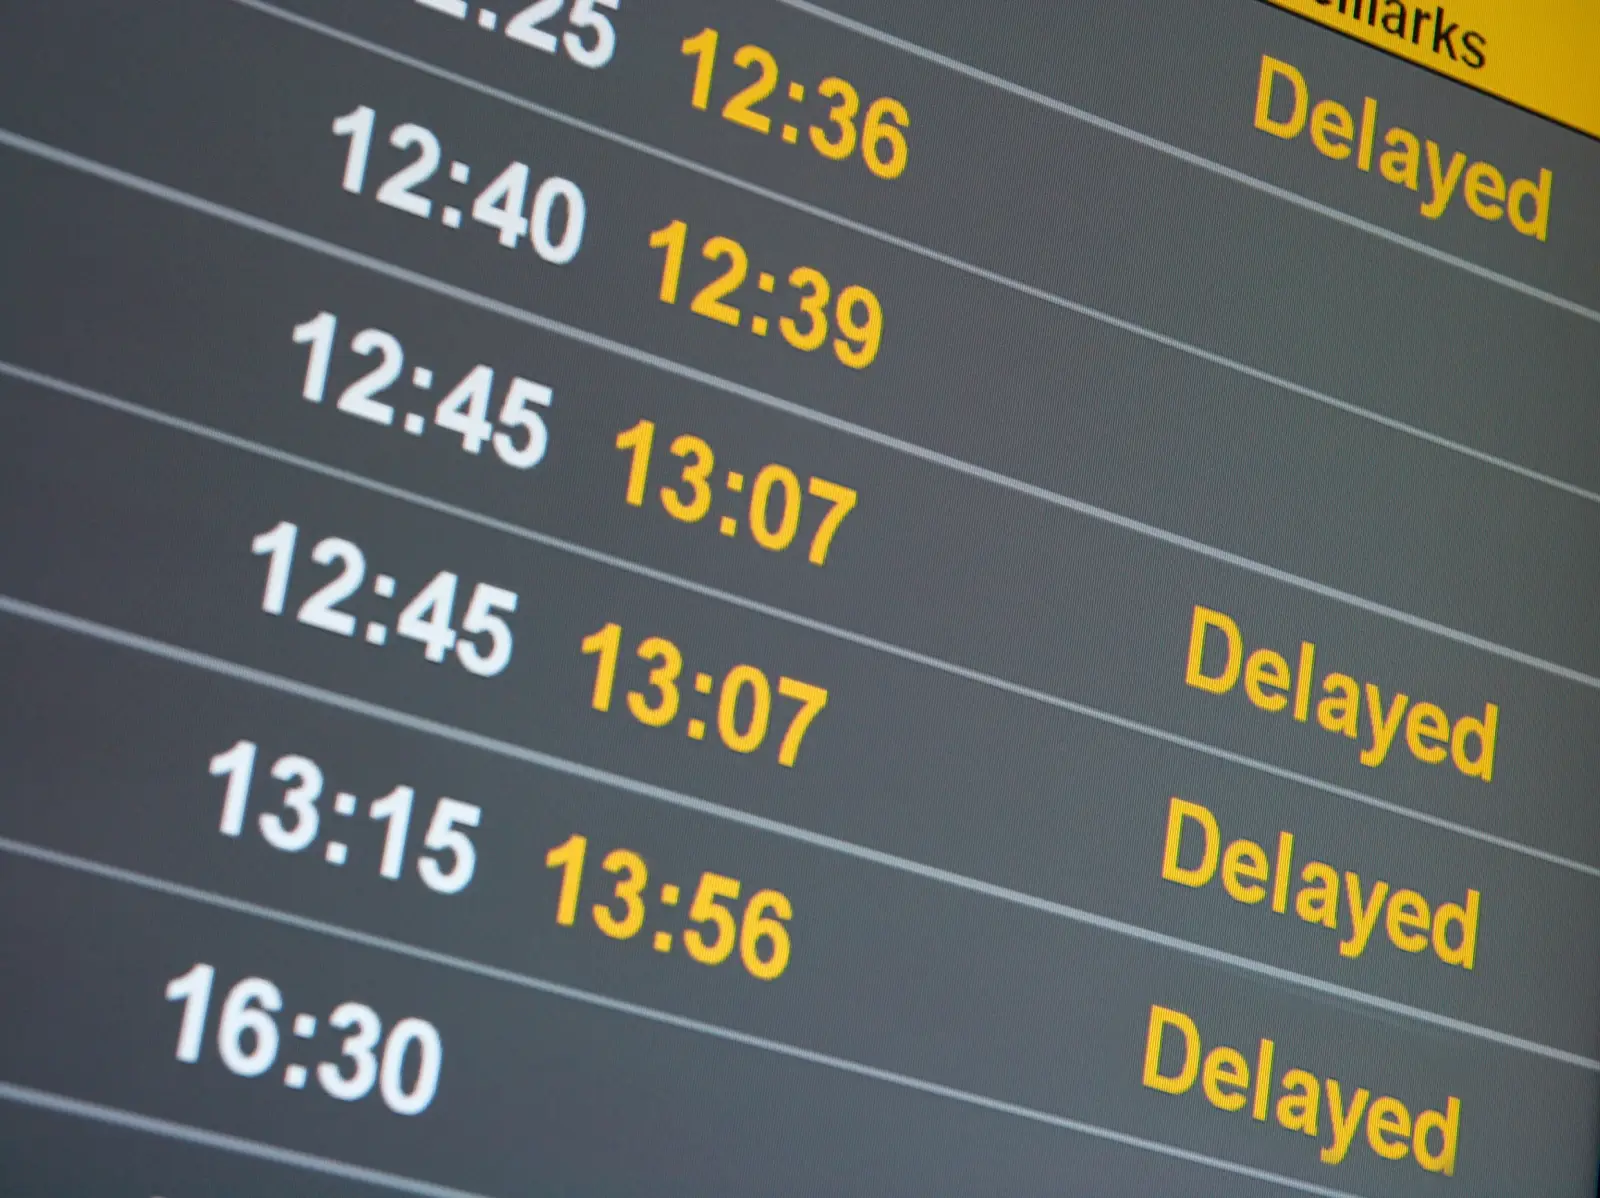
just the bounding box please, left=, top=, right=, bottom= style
left=6, top=358, right=1599, bottom=884
left=773, top=0, right=1600, bottom=329
left=223, top=0, right=1600, bottom=509
left=0, top=1080, right=497, bottom=1198
left=1, top=127, right=1595, bottom=693
left=0, top=839, right=1376, bottom=1198
left=0, top=598, right=1595, bottom=1073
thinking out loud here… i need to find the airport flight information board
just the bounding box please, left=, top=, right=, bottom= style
left=0, top=1, right=1597, bottom=1195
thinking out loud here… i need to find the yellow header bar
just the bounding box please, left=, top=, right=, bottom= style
left=1261, top=0, right=1600, bottom=138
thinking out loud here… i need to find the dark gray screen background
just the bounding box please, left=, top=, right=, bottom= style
left=0, top=0, right=1596, bottom=1195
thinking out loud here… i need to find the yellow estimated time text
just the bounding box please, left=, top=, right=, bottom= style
left=615, top=419, right=858, bottom=565
left=649, top=220, right=884, bottom=369
left=581, top=622, right=830, bottom=768
left=546, top=833, right=793, bottom=980
left=681, top=27, right=910, bottom=180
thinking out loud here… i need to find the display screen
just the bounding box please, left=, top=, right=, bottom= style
left=1, top=1, right=1596, bottom=1194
